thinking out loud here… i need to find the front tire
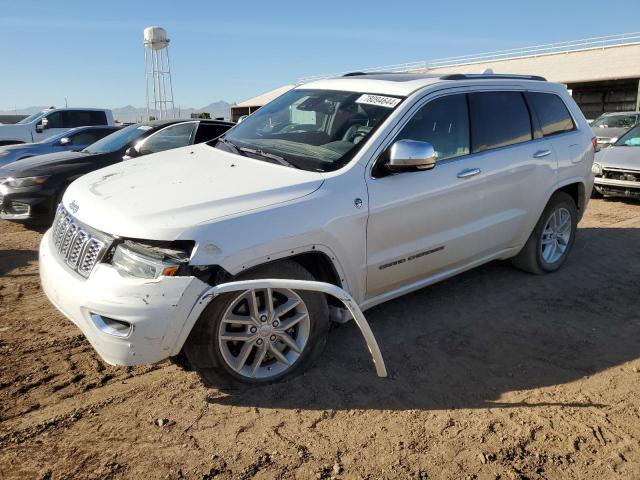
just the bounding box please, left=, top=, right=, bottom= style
left=184, top=261, right=329, bottom=387
left=511, top=192, right=578, bottom=275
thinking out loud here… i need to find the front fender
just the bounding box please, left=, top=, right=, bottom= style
left=173, top=278, right=387, bottom=378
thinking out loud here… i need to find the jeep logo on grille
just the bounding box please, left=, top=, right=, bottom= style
left=69, top=201, right=79, bottom=214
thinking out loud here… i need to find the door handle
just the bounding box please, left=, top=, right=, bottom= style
left=533, top=149, right=552, bottom=158
left=457, top=168, right=481, bottom=179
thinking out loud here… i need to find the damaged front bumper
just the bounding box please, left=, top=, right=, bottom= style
left=594, top=176, right=640, bottom=198
left=40, top=230, right=387, bottom=377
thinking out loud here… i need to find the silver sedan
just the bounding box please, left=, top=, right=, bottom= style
left=593, top=124, right=640, bottom=198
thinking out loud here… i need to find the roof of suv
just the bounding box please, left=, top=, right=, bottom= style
left=299, top=72, right=549, bottom=97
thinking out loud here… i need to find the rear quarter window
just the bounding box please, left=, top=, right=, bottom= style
left=526, top=92, right=575, bottom=137
left=469, top=91, right=532, bottom=153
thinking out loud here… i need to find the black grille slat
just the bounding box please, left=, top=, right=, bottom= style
left=50, top=205, right=109, bottom=278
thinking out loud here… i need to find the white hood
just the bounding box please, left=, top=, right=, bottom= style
left=64, top=143, right=324, bottom=239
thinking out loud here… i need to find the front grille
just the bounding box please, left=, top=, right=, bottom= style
left=51, top=205, right=111, bottom=278
left=603, top=168, right=640, bottom=183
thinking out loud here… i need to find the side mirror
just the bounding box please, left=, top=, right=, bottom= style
left=36, top=117, right=49, bottom=133
left=124, top=146, right=139, bottom=159
left=59, top=137, right=71, bottom=146
left=387, top=139, right=437, bottom=171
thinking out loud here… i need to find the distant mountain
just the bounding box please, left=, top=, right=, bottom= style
left=0, top=101, right=232, bottom=123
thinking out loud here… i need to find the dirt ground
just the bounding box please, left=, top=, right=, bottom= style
left=1, top=198, right=640, bottom=480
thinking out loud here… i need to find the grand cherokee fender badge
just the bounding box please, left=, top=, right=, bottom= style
left=69, top=200, right=79, bottom=214
left=379, top=246, right=445, bottom=270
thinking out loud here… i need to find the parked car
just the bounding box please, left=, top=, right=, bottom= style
left=39, top=73, right=595, bottom=386
left=0, top=126, right=120, bottom=167
left=0, top=108, right=115, bottom=146
left=592, top=123, right=640, bottom=198
left=590, top=111, right=640, bottom=147
left=0, top=119, right=232, bottom=223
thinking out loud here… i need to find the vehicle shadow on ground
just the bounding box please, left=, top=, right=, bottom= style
left=207, top=227, right=640, bottom=411
left=0, top=249, right=38, bottom=276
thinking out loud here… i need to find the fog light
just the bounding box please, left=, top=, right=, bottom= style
left=90, top=313, right=133, bottom=338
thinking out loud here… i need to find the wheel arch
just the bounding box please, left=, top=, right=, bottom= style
left=173, top=247, right=350, bottom=358
left=553, top=179, right=587, bottom=220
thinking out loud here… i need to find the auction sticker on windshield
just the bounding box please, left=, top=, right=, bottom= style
left=356, top=94, right=402, bottom=108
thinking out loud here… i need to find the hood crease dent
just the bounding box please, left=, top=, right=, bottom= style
left=63, top=144, right=325, bottom=239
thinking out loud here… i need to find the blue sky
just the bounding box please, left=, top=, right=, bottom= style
left=1, top=0, right=639, bottom=109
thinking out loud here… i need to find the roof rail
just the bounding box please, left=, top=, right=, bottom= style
left=342, top=71, right=402, bottom=77
left=440, top=73, right=547, bottom=81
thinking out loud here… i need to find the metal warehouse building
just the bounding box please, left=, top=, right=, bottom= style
left=235, top=33, right=640, bottom=121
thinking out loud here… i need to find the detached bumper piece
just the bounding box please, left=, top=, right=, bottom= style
left=199, top=279, right=388, bottom=378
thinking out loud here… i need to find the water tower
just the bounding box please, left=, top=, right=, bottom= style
left=143, top=26, right=175, bottom=120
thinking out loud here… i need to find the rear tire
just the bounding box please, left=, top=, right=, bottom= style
left=184, top=261, right=329, bottom=388
left=511, top=192, right=578, bottom=275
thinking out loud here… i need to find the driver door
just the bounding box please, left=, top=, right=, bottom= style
left=365, top=93, right=486, bottom=298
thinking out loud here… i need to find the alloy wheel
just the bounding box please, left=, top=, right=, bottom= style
left=217, top=288, right=310, bottom=380
left=540, top=207, right=572, bottom=264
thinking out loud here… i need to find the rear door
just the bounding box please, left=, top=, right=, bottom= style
left=464, top=90, right=557, bottom=252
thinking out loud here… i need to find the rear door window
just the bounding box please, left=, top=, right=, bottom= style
left=68, top=111, right=93, bottom=127
left=469, top=92, right=532, bottom=152
left=526, top=92, right=575, bottom=137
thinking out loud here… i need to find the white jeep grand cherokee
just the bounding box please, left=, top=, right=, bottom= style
left=39, top=73, right=595, bottom=386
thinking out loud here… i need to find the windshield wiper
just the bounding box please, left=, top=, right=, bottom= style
left=239, top=146, right=298, bottom=169
left=217, top=136, right=245, bottom=156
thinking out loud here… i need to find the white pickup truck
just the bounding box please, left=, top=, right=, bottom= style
left=0, top=108, right=115, bottom=146
left=39, top=73, right=595, bottom=387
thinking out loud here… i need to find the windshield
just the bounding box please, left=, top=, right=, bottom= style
left=83, top=124, right=150, bottom=154
left=614, top=124, right=640, bottom=147
left=17, top=112, right=46, bottom=124
left=592, top=114, right=638, bottom=129
left=215, top=89, right=403, bottom=172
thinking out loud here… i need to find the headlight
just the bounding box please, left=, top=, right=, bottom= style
left=111, top=241, right=191, bottom=279
left=4, top=176, right=50, bottom=187
left=592, top=162, right=603, bottom=176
